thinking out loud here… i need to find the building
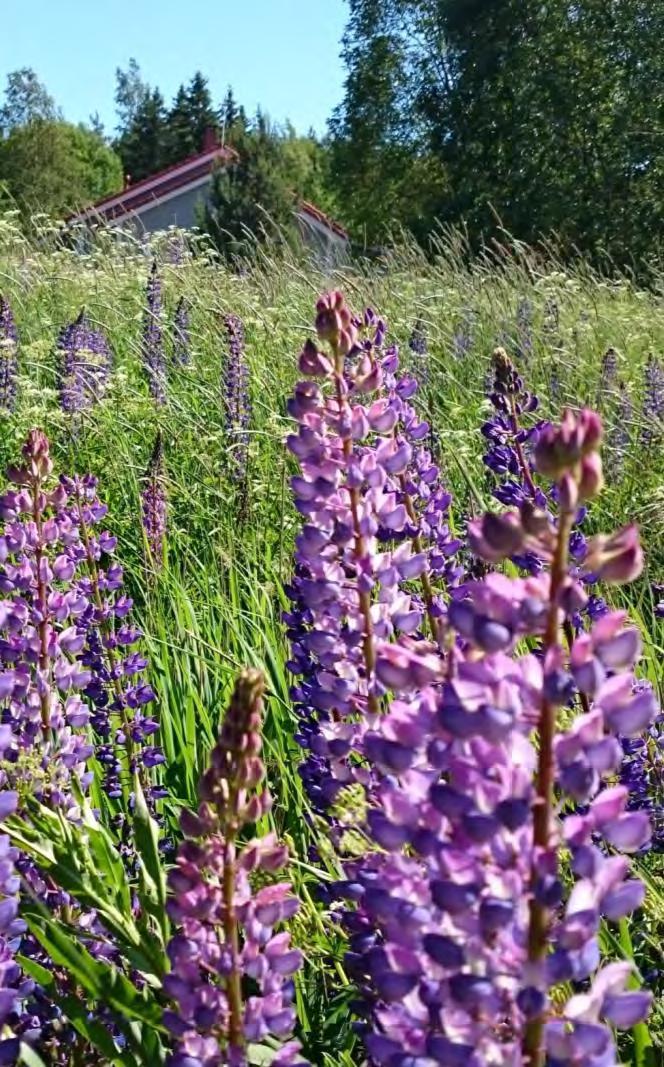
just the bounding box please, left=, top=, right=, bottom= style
left=69, top=130, right=349, bottom=263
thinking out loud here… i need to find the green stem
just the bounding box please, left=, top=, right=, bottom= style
left=522, top=506, right=573, bottom=1066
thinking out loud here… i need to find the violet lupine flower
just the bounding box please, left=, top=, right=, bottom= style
left=222, top=315, right=251, bottom=485
left=172, top=297, right=191, bottom=366
left=620, top=707, right=664, bottom=853
left=606, top=379, right=632, bottom=479
left=61, top=472, right=164, bottom=800
left=0, top=431, right=95, bottom=813
left=407, top=319, right=428, bottom=386
left=515, top=296, right=534, bottom=364
left=640, top=352, right=664, bottom=447
left=0, top=729, right=29, bottom=1065
left=345, top=409, right=655, bottom=1067
left=284, top=296, right=461, bottom=814
left=141, top=432, right=167, bottom=574
left=164, top=670, right=307, bottom=1067
left=596, top=346, right=618, bottom=408
left=57, top=310, right=112, bottom=414
left=451, top=311, right=474, bottom=361
left=142, top=262, right=167, bottom=405
left=0, top=295, right=18, bottom=414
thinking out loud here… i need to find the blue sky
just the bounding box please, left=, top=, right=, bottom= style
left=0, top=0, right=348, bottom=136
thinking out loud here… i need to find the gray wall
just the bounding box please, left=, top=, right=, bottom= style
left=112, top=182, right=349, bottom=264
left=122, top=185, right=208, bottom=234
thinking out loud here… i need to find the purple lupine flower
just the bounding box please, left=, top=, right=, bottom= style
left=606, top=379, right=632, bottom=479
left=142, top=262, right=166, bottom=404
left=597, top=346, right=618, bottom=407
left=141, top=432, right=166, bottom=574
left=164, top=670, right=307, bottom=1067
left=284, top=296, right=462, bottom=814
left=172, top=297, right=191, bottom=366
left=60, top=471, right=164, bottom=800
left=620, top=706, right=664, bottom=853
left=515, top=296, right=534, bottom=364
left=451, top=311, right=474, bottom=361
left=222, top=314, right=251, bottom=484
left=339, top=408, right=655, bottom=1066
left=0, top=729, right=30, bottom=1065
left=57, top=310, right=112, bottom=414
left=0, top=295, right=18, bottom=413
left=640, top=353, right=664, bottom=447
left=0, top=431, right=95, bottom=812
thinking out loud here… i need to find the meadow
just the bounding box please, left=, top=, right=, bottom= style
left=0, top=213, right=662, bottom=1066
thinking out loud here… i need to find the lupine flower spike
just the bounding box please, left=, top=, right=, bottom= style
left=57, top=310, right=112, bottom=415
left=173, top=297, right=191, bottom=366
left=142, top=261, right=167, bottom=404
left=222, top=314, right=251, bottom=486
left=0, top=295, right=18, bottom=413
left=142, top=431, right=167, bottom=575
left=164, top=670, right=307, bottom=1067
left=345, top=405, right=655, bottom=1067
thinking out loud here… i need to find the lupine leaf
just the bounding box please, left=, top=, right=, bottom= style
left=23, top=904, right=165, bottom=1030
left=132, top=774, right=170, bottom=949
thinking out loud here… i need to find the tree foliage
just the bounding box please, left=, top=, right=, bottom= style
left=201, top=113, right=299, bottom=258
left=330, top=0, right=664, bottom=264
left=0, top=120, right=124, bottom=219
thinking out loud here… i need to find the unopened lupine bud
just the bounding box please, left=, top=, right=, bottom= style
left=298, top=339, right=332, bottom=378
left=578, top=453, right=604, bottom=501
left=585, top=525, right=643, bottom=584
left=468, top=511, right=524, bottom=562
left=315, top=290, right=358, bottom=356
left=534, top=408, right=603, bottom=478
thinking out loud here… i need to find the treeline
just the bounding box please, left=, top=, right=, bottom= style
left=3, top=1, right=664, bottom=270
left=330, top=0, right=664, bottom=268
left=0, top=63, right=335, bottom=257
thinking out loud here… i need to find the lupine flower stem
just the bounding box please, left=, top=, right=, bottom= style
left=509, top=394, right=538, bottom=498
left=524, top=502, right=575, bottom=1065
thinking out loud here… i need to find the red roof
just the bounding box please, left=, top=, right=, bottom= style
left=298, top=200, right=348, bottom=240
left=69, top=141, right=348, bottom=241
left=70, top=142, right=238, bottom=224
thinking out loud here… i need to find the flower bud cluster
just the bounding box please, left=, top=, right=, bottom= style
left=164, top=670, right=306, bottom=1066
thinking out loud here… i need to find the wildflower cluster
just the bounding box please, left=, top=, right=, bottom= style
left=284, top=295, right=461, bottom=815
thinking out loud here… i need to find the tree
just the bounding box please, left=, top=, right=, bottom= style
left=165, top=72, right=218, bottom=164
left=330, top=0, right=664, bottom=265
left=0, top=68, right=58, bottom=135
left=219, top=87, right=248, bottom=146
left=113, top=60, right=169, bottom=181
left=201, top=113, right=298, bottom=258
left=0, top=121, right=123, bottom=219
left=328, top=4, right=448, bottom=245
